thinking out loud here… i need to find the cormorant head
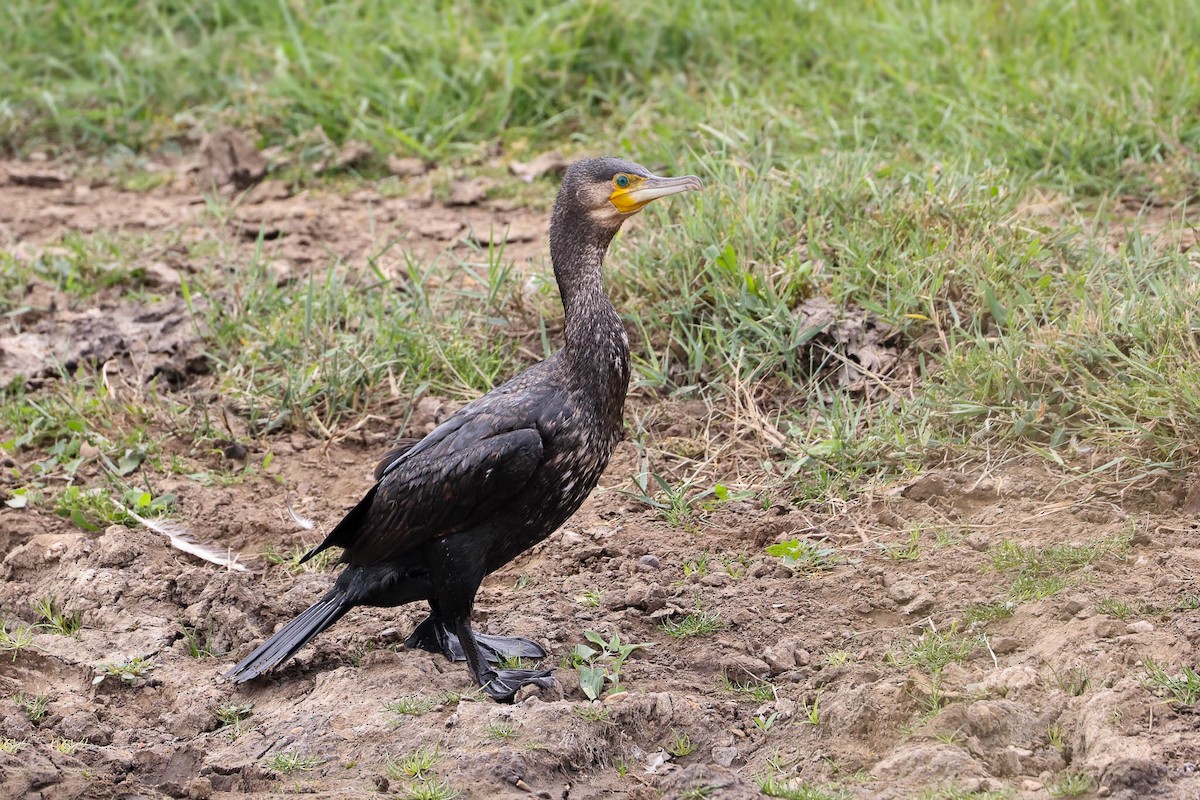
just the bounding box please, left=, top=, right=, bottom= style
left=553, top=157, right=703, bottom=236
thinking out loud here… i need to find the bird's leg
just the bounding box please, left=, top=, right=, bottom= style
left=451, top=616, right=554, bottom=703
left=406, top=613, right=546, bottom=664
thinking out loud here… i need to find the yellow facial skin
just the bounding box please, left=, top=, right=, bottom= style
left=608, top=172, right=703, bottom=215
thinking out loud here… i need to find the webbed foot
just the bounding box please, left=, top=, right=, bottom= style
left=480, top=668, right=556, bottom=703
left=405, top=615, right=546, bottom=664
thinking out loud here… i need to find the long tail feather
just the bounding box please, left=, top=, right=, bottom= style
left=224, top=591, right=350, bottom=682
left=118, top=503, right=246, bottom=572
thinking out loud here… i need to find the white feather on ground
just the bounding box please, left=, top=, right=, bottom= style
left=286, top=493, right=315, bottom=530
left=118, top=504, right=246, bottom=571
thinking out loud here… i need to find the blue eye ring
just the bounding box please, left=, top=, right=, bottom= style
left=614, top=174, right=629, bottom=188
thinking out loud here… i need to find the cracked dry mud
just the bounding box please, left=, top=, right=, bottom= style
left=2, top=160, right=1199, bottom=800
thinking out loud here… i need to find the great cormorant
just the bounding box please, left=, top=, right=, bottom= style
left=224, top=157, right=702, bottom=701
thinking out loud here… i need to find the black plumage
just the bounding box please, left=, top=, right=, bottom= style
left=225, top=157, right=701, bottom=701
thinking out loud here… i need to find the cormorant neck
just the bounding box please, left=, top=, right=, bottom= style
left=550, top=215, right=623, bottom=352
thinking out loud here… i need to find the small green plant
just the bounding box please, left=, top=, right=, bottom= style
left=990, top=533, right=1131, bottom=601
left=1048, top=771, right=1093, bottom=797
left=401, top=780, right=458, bottom=800
left=0, top=738, right=26, bottom=754
left=575, top=588, right=601, bottom=608
left=264, top=543, right=338, bottom=574
left=181, top=624, right=224, bottom=659
left=754, top=712, right=779, bottom=732
left=93, top=655, right=157, bottom=685
left=615, top=758, right=630, bottom=778
left=52, top=737, right=81, bottom=754
left=513, top=575, right=534, bottom=590
left=386, top=695, right=438, bottom=717
left=683, top=552, right=710, bottom=577
left=882, top=529, right=921, bottom=561
left=757, top=775, right=848, bottom=800
left=1050, top=664, right=1090, bottom=697
left=1095, top=597, right=1138, bottom=621
left=722, top=554, right=750, bottom=580
left=1142, top=658, right=1200, bottom=707
left=33, top=595, right=82, bottom=636
left=721, top=673, right=776, bottom=702
left=568, top=630, right=649, bottom=700
left=665, top=729, right=695, bottom=757
left=215, top=703, right=254, bottom=728
left=264, top=751, right=323, bottom=774
left=575, top=703, right=611, bottom=724
left=0, top=621, right=36, bottom=661
left=765, top=538, right=837, bottom=573
left=385, top=745, right=440, bottom=779
left=963, top=602, right=1014, bottom=625
left=825, top=650, right=853, bottom=666
left=15, top=693, right=49, bottom=723
left=661, top=610, right=724, bottom=639
left=630, top=472, right=697, bottom=530
left=1047, top=723, right=1065, bottom=751
left=487, top=720, right=516, bottom=741
left=887, top=627, right=985, bottom=674
left=680, top=786, right=717, bottom=799
left=800, top=694, right=821, bottom=725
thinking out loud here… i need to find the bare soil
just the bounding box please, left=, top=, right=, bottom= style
left=2, top=159, right=1199, bottom=800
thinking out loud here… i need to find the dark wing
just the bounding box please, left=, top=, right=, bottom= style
left=373, top=438, right=421, bottom=480
left=302, top=422, right=543, bottom=566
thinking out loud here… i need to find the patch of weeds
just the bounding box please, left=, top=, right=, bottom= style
left=385, top=695, right=438, bottom=718
left=93, top=655, right=157, bottom=686
left=722, top=554, right=751, bottom=580
left=0, top=621, right=35, bottom=661
left=757, top=775, right=848, bottom=800
left=721, top=673, right=776, bottom=703
left=1046, top=723, right=1065, bottom=751
left=33, top=595, right=82, bottom=636
left=513, top=575, right=533, bottom=590
left=963, top=602, right=1014, bottom=626
left=989, top=533, right=1131, bottom=601
left=264, top=751, right=323, bottom=774
left=574, top=703, right=611, bottom=724
left=567, top=629, right=649, bottom=700
left=825, top=650, right=853, bottom=666
left=401, top=780, right=458, bottom=800
left=765, top=538, right=838, bottom=574
left=1142, top=658, right=1200, bottom=707
left=385, top=745, right=440, bottom=780
left=54, top=486, right=174, bottom=533
left=882, top=529, right=922, bottom=561
left=914, top=788, right=1014, bottom=800
left=799, top=694, right=820, bottom=725
left=680, top=786, right=717, bottom=799
left=181, top=623, right=224, bottom=659
left=683, top=552, right=710, bottom=578
left=887, top=627, right=986, bottom=674
left=1050, top=664, right=1091, bottom=697
left=661, top=610, right=724, bottom=639
left=264, top=543, right=338, bottom=574
left=0, top=738, right=26, bottom=754
left=52, top=737, right=81, bottom=754
left=1095, top=597, right=1159, bottom=621
left=575, top=588, right=601, bottom=608
left=486, top=720, right=516, bottom=741
left=665, top=729, right=695, bottom=757
left=1048, top=772, right=1093, bottom=797
left=629, top=472, right=698, bottom=531
left=215, top=702, right=254, bottom=728
left=15, top=693, right=49, bottom=723
left=754, top=712, right=779, bottom=732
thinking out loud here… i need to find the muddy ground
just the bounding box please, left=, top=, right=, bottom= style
left=1, top=154, right=1199, bottom=800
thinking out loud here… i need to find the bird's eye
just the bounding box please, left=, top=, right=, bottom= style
left=614, top=174, right=629, bottom=188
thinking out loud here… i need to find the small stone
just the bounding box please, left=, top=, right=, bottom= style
left=387, top=156, right=428, bottom=178
left=903, top=473, right=951, bottom=501
left=1097, top=786, right=1110, bottom=797
left=448, top=178, right=488, bottom=206
left=186, top=778, right=213, bottom=800
left=711, top=746, right=738, bottom=767
left=903, top=593, right=935, bottom=616
left=1125, top=620, right=1154, bottom=634
left=638, top=554, right=661, bottom=569
left=887, top=580, right=920, bottom=604
left=561, top=531, right=585, bottom=547
left=991, top=636, right=1020, bottom=654
left=1094, top=619, right=1124, bottom=638
left=966, top=533, right=989, bottom=552
left=1057, top=597, right=1086, bottom=619
left=222, top=442, right=248, bottom=460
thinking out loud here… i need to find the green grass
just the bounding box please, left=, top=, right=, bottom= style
left=661, top=610, right=724, bottom=639
left=989, top=532, right=1132, bottom=600
left=263, top=751, right=323, bottom=774
left=33, top=595, right=82, bottom=636
left=0, top=621, right=36, bottom=661
left=1142, top=659, right=1200, bottom=707
left=887, top=628, right=986, bottom=674
left=385, top=695, right=438, bottom=718
left=384, top=745, right=440, bottom=780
